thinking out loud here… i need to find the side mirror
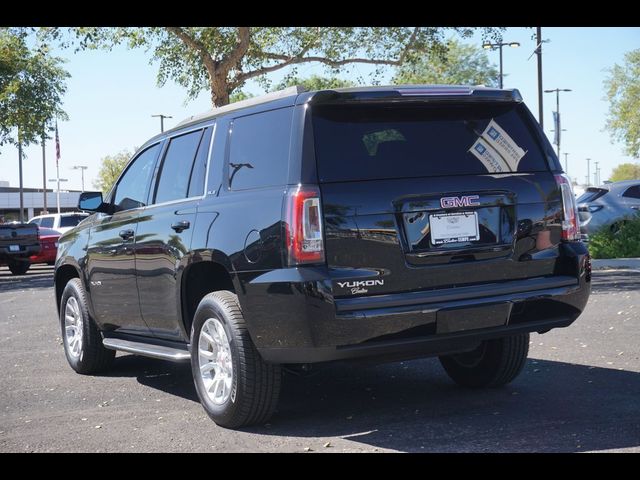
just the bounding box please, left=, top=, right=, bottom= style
left=78, top=191, right=104, bottom=212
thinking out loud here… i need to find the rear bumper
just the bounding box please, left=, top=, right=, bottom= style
left=0, top=244, right=41, bottom=261
left=239, top=242, right=591, bottom=364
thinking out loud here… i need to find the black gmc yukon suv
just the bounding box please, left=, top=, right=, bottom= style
left=54, top=85, right=590, bottom=428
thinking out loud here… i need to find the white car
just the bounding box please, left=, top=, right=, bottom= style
left=28, top=212, right=89, bottom=234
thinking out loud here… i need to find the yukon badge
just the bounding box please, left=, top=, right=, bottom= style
left=440, top=195, right=480, bottom=209
left=337, top=279, right=384, bottom=295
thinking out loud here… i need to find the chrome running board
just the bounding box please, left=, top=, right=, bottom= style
left=102, top=338, right=190, bottom=363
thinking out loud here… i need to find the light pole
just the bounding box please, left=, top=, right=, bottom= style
left=594, top=161, right=599, bottom=185
left=544, top=88, right=572, bottom=161
left=42, top=125, right=48, bottom=214
left=563, top=152, right=569, bottom=175
left=151, top=114, right=172, bottom=133
left=586, top=158, right=591, bottom=187
left=71, top=165, right=88, bottom=192
left=48, top=178, right=68, bottom=214
left=483, top=41, right=520, bottom=89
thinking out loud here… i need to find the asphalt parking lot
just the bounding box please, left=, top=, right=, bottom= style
left=0, top=265, right=639, bottom=452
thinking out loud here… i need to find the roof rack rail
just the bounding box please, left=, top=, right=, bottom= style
left=175, top=85, right=307, bottom=129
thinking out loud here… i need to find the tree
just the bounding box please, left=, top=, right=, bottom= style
left=393, top=39, right=499, bottom=86
left=0, top=29, right=69, bottom=147
left=1, top=28, right=69, bottom=221
left=609, top=163, right=640, bottom=182
left=604, top=49, right=640, bottom=158
left=271, top=74, right=355, bottom=92
left=93, top=150, right=131, bottom=194
left=39, top=27, right=503, bottom=107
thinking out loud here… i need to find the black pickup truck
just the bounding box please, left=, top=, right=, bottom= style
left=54, top=85, right=591, bottom=428
left=0, top=222, right=40, bottom=275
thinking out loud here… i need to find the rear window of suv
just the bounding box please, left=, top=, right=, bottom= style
left=312, top=103, right=550, bottom=182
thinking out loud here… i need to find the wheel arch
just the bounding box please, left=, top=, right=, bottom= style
left=180, top=254, right=241, bottom=337
left=54, top=263, right=83, bottom=314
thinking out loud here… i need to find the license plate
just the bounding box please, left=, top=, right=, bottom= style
left=430, top=212, right=479, bottom=245
left=9, top=245, right=19, bottom=252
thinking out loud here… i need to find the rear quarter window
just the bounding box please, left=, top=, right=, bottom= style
left=312, top=103, right=550, bottom=182
left=227, top=107, right=293, bottom=190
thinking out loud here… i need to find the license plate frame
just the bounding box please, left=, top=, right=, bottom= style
left=429, top=211, right=480, bottom=245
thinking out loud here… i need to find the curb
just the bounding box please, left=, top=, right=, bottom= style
left=591, top=258, right=640, bottom=270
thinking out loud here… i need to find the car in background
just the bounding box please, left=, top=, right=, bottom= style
left=29, top=227, right=61, bottom=266
left=28, top=212, right=89, bottom=235
left=577, top=180, right=640, bottom=240
left=0, top=221, right=40, bottom=275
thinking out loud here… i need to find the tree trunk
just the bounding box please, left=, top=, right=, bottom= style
left=211, top=75, right=231, bottom=107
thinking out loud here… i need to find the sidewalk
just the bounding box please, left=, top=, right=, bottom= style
left=591, top=258, right=640, bottom=270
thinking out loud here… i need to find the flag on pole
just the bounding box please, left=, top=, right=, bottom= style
left=55, top=121, right=61, bottom=166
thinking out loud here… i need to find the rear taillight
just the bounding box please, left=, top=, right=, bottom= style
left=284, top=185, right=325, bottom=265
left=555, top=174, right=580, bottom=241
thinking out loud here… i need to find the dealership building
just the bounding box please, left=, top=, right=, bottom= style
left=0, top=181, right=82, bottom=221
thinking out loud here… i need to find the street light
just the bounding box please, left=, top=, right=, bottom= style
left=71, top=165, right=88, bottom=192
left=585, top=158, right=591, bottom=187
left=151, top=114, right=172, bottom=133
left=482, top=41, right=520, bottom=89
left=48, top=178, right=68, bottom=214
left=544, top=88, right=572, bottom=162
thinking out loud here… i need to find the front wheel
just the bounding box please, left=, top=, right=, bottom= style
left=60, top=278, right=115, bottom=374
left=439, top=333, right=530, bottom=388
left=190, top=290, right=282, bottom=429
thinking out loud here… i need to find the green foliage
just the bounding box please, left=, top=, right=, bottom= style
left=271, top=74, right=355, bottom=92
left=93, top=150, right=131, bottom=194
left=38, top=27, right=504, bottom=107
left=609, top=162, right=640, bottom=182
left=393, top=39, right=499, bottom=87
left=588, top=216, right=640, bottom=259
left=604, top=49, right=640, bottom=158
left=229, top=91, right=254, bottom=103
left=0, top=28, right=69, bottom=149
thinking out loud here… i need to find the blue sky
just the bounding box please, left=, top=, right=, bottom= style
left=1, top=27, right=638, bottom=191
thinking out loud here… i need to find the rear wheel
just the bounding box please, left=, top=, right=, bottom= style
left=60, top=278, right=115, bottom=374
left=191, top=290, right=282, bottom=429
left=7, top=259, right=30, bottom=275
left=439, top=333, right=530, bottom=388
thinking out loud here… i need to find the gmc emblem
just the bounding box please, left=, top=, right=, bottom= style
left=440, top=195, right=480, bottom=209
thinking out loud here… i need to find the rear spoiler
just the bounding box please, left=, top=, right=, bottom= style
left=299, top=86, right=523, bottom=106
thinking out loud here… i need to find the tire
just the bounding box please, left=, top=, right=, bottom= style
left=190, top=290, right=282, bottom=429
left=60, top=278, right=115, bottom=374
left=439, top=333, right=530, bottom=388
left=8, top=259, right=30, bottom=275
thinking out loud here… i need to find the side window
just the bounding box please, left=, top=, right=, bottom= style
left=228, top=107, right=293, bottom=190
left=187, top=127, right=213, bottom=198
left=40, top=217, right=54, bottom=228
left=30, top=218, right=41, bottom=226
left=154, top=129, right=203, bottom=204
left=622, top=185, right=640, bottom=199
left=113, top=143, right=160, bottom=212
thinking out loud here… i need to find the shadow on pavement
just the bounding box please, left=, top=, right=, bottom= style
left=105, top=353, right=640, bottom=452
left=0, top=266, right=54, bottom=292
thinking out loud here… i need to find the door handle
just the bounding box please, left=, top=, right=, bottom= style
left=171, top=220, right=190, bottom=233
left=632, top=206, right=639, bottom=210
left=119, top=229, right=135, bottom=240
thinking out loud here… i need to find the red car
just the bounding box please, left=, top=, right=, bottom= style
left=29, top=227, right=60, bottom=265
